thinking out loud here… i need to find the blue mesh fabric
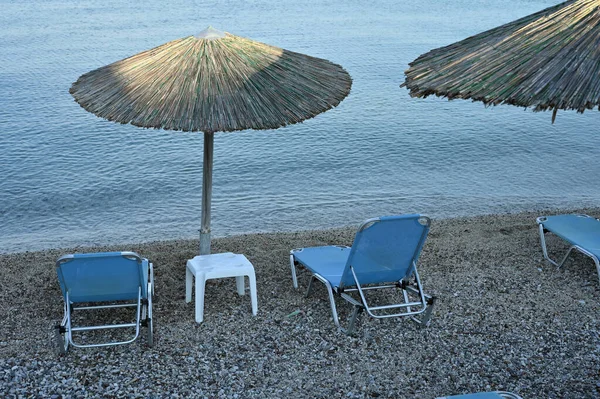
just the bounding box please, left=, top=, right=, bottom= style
left=292, top=246, right=350, bottom=286
left=56, top=252, right=148, bottom=303
left=542, top=214, right=600, bottom=258
left=339, top=215, right=429, bottom=287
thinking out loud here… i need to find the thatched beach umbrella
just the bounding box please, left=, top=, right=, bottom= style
left=403, top=0, right=600, bottom=122
left=70, top=27, right=352, bottom=254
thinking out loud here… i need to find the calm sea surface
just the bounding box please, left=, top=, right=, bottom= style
left=1, top=0, right=598, bottom=253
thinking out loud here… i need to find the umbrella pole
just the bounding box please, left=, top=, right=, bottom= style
left=199, top=132, right=214, bottom=255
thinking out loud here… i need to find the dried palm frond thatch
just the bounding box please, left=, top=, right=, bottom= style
left=403, top=0, right=600, bottom=121
left=70, top=27, right=352, bottom=255
left=70, top=27, right=352, bottom=133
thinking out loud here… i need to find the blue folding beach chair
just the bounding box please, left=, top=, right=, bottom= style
left=290, top=214, right=435, bottom=334
left=55, top=252, right=154, bottom=353
left=437, top=392, right=523, bottom=399
left=537, top=214, right=600, bottom=283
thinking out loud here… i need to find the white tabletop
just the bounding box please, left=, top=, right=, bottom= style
left=187, top=253, right=252, bottom=274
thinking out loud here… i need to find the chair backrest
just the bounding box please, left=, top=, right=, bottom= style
left=339, top=214, right=430, bottom=288
left=56, top=252, right=146, bottom=303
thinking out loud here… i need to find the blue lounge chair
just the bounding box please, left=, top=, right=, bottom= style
left=55, top=251, right=154, bottom=353
left=437, top=392, right=523, bottom=399
left=289, top=214, right=435, bottom=333
left=537, top=214, right=600, bottom=283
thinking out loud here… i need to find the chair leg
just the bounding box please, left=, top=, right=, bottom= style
left=557, top=246, right=576, bottom=270
left=539, top=225, right=600, bottom=283
left=59, top=289, right=144, bottom=349
left=411, top=296, right=435, bottom=327
left=296, top=269, right=343, bottom=330
left=538, top=224, right=558, bottom=267
left=65, top=294, right=73, bottom=347
left=402, top=289, right=412, bottom=313
left=323, top=281, right=341, bottom=328
left=305, top=275, right=317, bottom=298
left=55, top=300, right=70, bottom=354
left=290, top=253, right=298, bottom=289
left=593, top=257, right=600, bottom=286
left=147, top=282, right=153, bottom=347
left=150, top=262, right=155, bottom=297
left=421, top=297, right=435, bottom=326
left=539, top=224, right=576, bottom=269
left=342, top=305, right=363, bottom=335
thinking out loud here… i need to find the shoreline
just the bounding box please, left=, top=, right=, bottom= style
left=2, top=205, right=595, bottom=256
left=1, top=208, right=599, bottom=398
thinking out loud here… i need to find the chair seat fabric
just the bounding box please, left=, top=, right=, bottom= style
left=292, top=246, right=351, bottom=288
left=541, top=215, right=600, bottom=258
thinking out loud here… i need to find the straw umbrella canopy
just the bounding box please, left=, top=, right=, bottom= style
left=70, top=27, right=352, bottom=254
left=403, top=0, right=600, bottom=122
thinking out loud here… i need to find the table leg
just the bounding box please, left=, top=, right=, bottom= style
left=195, top=273, right=206, bottom=323
left=248, top=271, right=258, bottom=316
left=185, top=267, right=193, bottom=303
left=236, top=276, right=245, bottom=296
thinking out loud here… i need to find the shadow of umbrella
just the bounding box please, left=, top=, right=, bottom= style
left=403, top=0, right=600, bottom=123
left=70, top=27, right=352, bottom=255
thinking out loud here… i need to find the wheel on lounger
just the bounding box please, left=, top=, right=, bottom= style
left=54, top=323, right=69, bottom=354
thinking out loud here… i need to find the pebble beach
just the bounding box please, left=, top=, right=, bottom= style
left=1, top=209, right=599, bottom=398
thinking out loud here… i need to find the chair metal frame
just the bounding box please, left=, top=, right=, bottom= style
left=537, top=214, right=600, bottom=283
left=437, top=392, right=523, bottom=399
left=290, top=215, right=435, bottom=334
left=497, top=393, right=524, bottom=399
left=55, top=251, right=154, bottom=353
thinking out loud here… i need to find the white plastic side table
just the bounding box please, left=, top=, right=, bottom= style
left=185, top=252, right=258, bottom=323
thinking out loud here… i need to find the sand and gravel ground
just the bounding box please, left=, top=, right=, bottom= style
left=1, top=209, right=599, bottom=398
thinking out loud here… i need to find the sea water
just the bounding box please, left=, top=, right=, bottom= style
left=1, top=0, right=598, bottom=253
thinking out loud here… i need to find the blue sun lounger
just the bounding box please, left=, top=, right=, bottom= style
left=537, top=214, right=600, bottom=283
left=289, top=214, right=435, bottom=333
left=437, top=392, right=523, bottom=399
left=55, top=252, right=154, bottom=353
